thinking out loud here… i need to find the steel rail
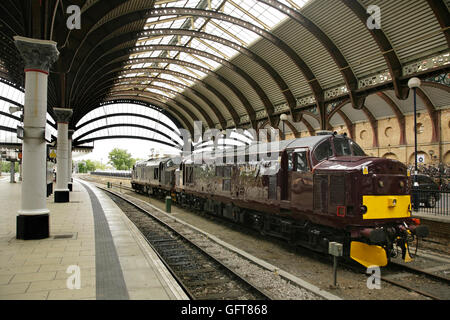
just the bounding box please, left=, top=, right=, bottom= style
left=100, top=186, right=274, bottom=300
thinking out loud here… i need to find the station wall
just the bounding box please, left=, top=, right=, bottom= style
left=291, top=107, right=450, bottom=165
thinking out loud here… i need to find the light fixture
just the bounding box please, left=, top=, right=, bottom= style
left=279, top=114, right=288, bottom=122
left=9, top=105, right=23, bottom=115
left=408, top=77, right=421, bottom=89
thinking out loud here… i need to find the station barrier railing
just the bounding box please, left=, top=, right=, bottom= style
left=412, top=188, right=449, bottom=216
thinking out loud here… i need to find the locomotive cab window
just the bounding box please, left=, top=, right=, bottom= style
left=287, top=151, right=294, bottom=171
left=334, top=138, right=366, bottom=157
left=295, top=151, right=309, bottom=172
left=314, top=140, right=333, bottom=162
left=333, top=138, right=352, bottom=156
left=350, top=140, right=366, bottom=156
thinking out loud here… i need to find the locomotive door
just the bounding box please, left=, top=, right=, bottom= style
left=289, top=149, right=313, bottom=210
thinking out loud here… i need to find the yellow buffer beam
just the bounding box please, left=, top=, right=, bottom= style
left=362, top=195, right=411, bottom=220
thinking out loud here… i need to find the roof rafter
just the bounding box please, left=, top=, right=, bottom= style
left=340, top=0, right=408, bottom=101
left=69, top=7, right=324, bottom=127
left=77, top=57, right=252, bottom=128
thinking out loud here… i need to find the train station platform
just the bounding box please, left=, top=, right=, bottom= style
left=412, top=211, right=450, bottom=239
left=0, top=178, right=188, bottom=300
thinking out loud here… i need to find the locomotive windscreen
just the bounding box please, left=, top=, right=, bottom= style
left=333, top=138, right=366, bottom=157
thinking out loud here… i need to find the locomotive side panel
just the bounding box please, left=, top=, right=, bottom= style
left=131, top=135, right=428, bottom=268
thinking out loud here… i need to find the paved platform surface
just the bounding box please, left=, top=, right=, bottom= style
left=412, top=211, right=450, bottom=223
left=0, top=178, right=188, bottom=300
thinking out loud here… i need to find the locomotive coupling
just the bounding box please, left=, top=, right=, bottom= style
left=408, top=225, right=429, bottom=238
left=360, top=228, right=387, bottom=244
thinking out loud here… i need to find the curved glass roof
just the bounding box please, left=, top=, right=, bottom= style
left=0, top=82, right=57, bottom=145
left=112, top=0, right=311, bottom=98
left=74, top=102, right=184, bottom=148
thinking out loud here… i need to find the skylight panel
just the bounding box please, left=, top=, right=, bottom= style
left=193, top=17, right=207, bottom=29
left=235, top=0, right=285, bottom=28
left=189, top=37, right=235, bottom=60
left=119, top=0, right=311, bottom=126
left=153, top=80, right=183, bottom=90
left=146, top=16, right=160, bottom=23
left=197, top=38, right=238, bottom=59
left=211, top=19, right=258, bottom=45
left=278, top=0, right=312, bottom=11
left=152, top=82, right=183, bottom=94
left=160, top=73, right=195, bottom=86
left=145, top=87, right=175, bottom=98
left=180, top=0, right=201, bottom=9
left=203, top=21, right=245, bottom=46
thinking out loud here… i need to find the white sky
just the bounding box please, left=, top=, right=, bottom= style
left=73, top=139, right=181, bottom=164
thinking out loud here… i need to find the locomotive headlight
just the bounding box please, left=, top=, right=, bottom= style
left=378, top=180, right=384, bottom=188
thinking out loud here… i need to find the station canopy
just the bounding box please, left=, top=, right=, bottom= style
left=0, top=0, right=449, bottom=149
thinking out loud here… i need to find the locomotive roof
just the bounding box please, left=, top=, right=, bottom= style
left=136, top=157, right=172, bottom=167
left=278, top=135, right=331, bottom=150
left=136, top=135, right=333, bottom=166
left=190, top=135, right=331, bottom=162
left=234, top=135, right=330, bottom=154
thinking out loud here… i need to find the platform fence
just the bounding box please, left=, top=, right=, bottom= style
left=412, top=188, right=449, bottom=216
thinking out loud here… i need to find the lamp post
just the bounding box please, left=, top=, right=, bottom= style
left=408, top=77, right=421, bottom=211
left=280, top=114, right=288, bottom=141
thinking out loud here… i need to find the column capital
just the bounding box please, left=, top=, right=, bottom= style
left=13, top=36, right=59, bottom=73
left=54, top=108, right=73, bottom=123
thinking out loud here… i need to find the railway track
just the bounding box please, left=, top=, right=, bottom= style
left=102, top=189, right=273, bottom=300
left=380, top=259, right=450, bottom=300
left=82, top=177, right=450, bottom=300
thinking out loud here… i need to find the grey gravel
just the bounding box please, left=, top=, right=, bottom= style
left=117, top=191, right=323, bottom=300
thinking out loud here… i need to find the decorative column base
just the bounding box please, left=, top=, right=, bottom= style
left=54, top=189, right=70, bottom=203
left=16, top=214, right=49, bottom=240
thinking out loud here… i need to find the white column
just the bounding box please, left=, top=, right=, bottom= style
left=14, top=36, right=59, bottom=240
left=54, top=108, right=72, bottom=203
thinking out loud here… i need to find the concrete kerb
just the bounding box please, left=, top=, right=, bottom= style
left=115, top=203, right=190, bottom=300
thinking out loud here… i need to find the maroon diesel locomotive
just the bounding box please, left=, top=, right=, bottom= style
left=132, top=133, right=429, bottom=267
